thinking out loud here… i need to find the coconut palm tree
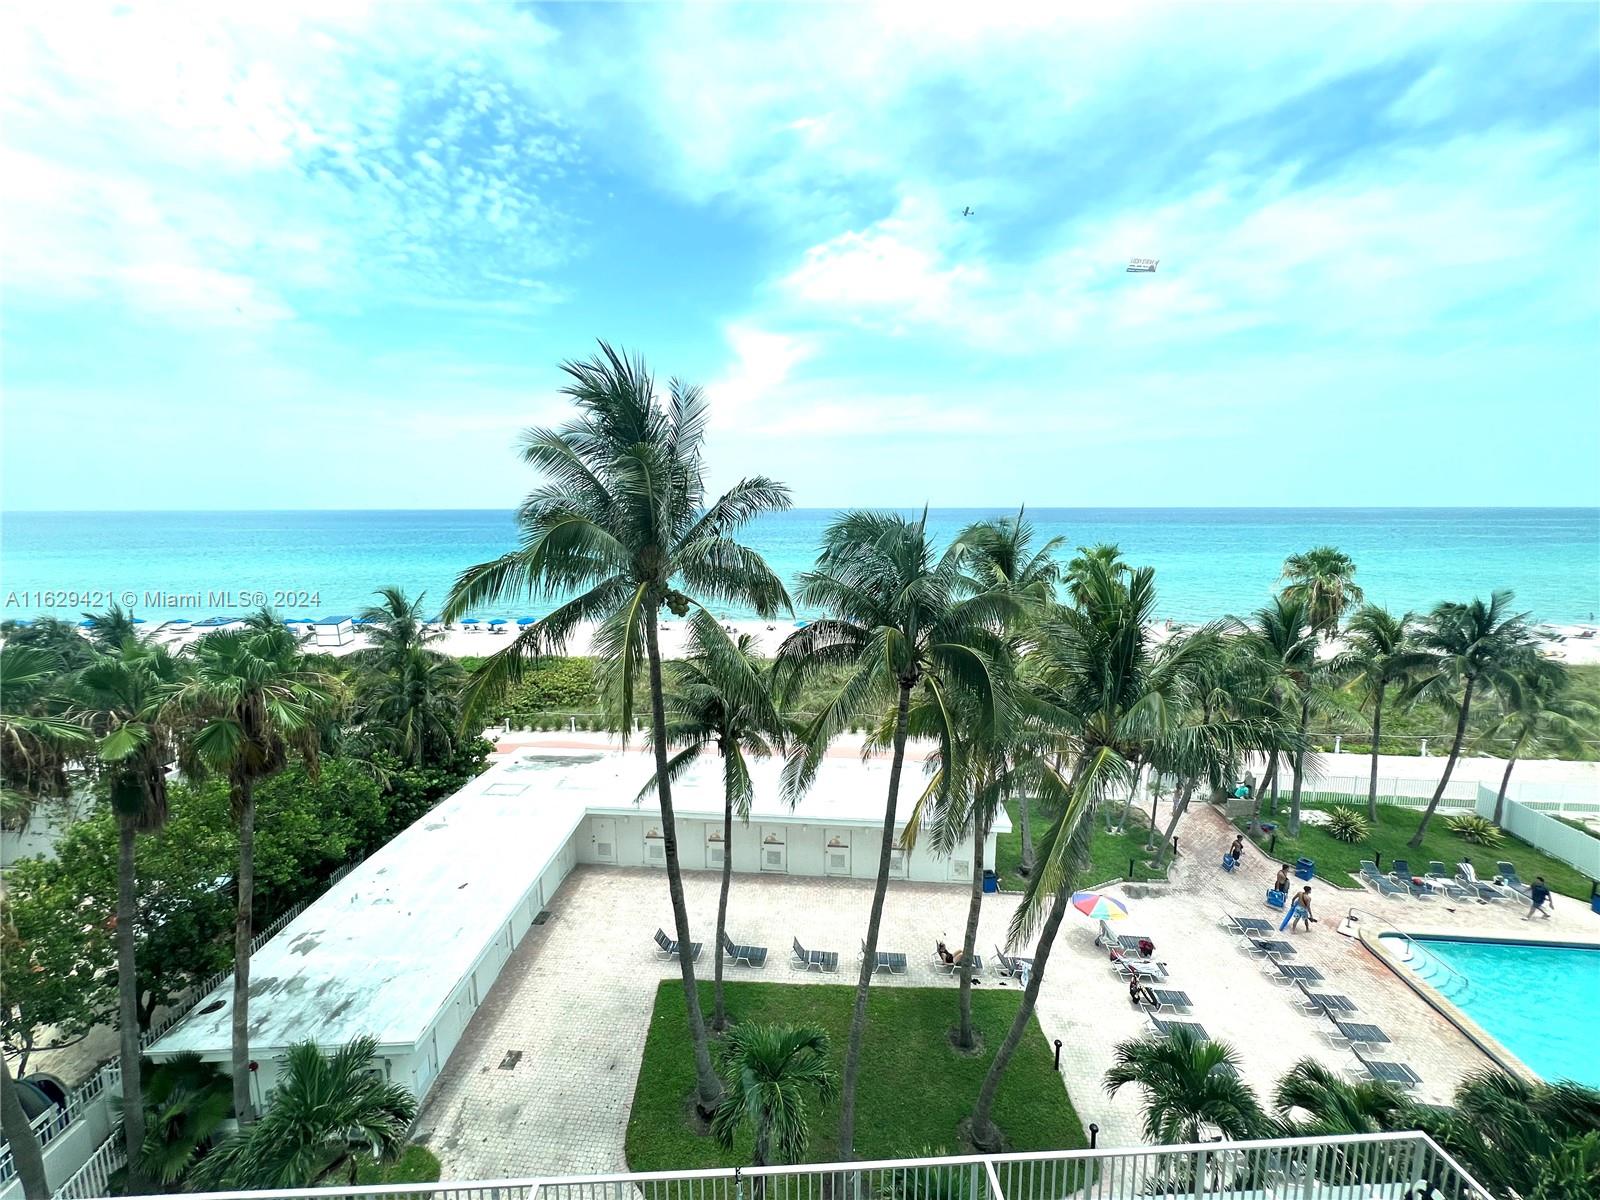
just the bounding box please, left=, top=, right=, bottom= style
left=354, top=586, right=441, bottom=668
left=1243, top=595, right=1320, bottom=835
left=353, top=648, right=464, bottom=768
left=1433, top=1070, right=1600, bottom=1200
left=0, top=644, right=91, bottom=833
left=166, top=614, right=339, bottom=1122
left=1480, top=659, right=1595, bottom=824
left=777, top=510, right=1012, bottom=1159
left=1404, top=592, right=1534, bottom=847
left=1334, top=606, right=1427, bottom=822
left=82, top=602, right=145, bottom=651
left=1104, top=1026, right=1266, bottom=1144
left=190, top=1036, right=416, bottom=1189
left=442, top=343, right=791, bottom=1115
left=75, top=635, right=186, bottom=1190
left=1, top=1055, right=51, bottom=1200
left=1281, top=546, right=1363, bottom=640
left=1272, top=1059, right=1413, bottom=1135
left=639, top=612, right=785, bottom=1031
left=710, top=1024, right=837, bottom=1168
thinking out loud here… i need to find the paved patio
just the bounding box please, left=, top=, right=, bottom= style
left=410, top=792, right=1596, bottom=1178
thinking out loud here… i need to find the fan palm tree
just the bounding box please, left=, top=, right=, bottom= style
left=1104, top=1026, right=1266, bottom=1144
left=166, top=614, right=339, bottom=1122
left=777, top=510, right=1012, bottom=1159
left=710, top=1024, right=838, bottom=1167
left=75, top=635, right=186, bottom=1190
left=0, top=644, right=91, bottom=832
left=1334, top=606, right=1427, bottom=822
left=1281, top=546, right=1363, bottom=640
left=190, top=1036, right=416, bottom=1188
left=442, top=343, right=791, bottom=1114
left=1272, top=1058, right=1413, bottom=1135
left=1243, top=594, right=1320, bottom=835
left=639, top=612, right=785, bottom=1031
left=1, top=1056, right=50, bottom=1200
left=1404, top=592, right=1534, bottom=847
left=134, top=1052, right=233, bottom=1187
left=1481, top=659, right=1595, bottom=824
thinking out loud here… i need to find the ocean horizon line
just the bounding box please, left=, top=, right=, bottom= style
left=6, top=504, right=1599, bottom=517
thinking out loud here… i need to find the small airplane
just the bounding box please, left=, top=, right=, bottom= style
left=961, top=206, right=975, bottom=217
left=1126, top=257, right=1159, bottom=273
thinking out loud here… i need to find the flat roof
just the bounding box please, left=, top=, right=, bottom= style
left=148, top=748, right=1005, bottom=1058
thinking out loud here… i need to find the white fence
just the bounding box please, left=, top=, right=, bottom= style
left=1477, top=788, right=1600, bottom=878
left=1290, top=773, right=1480, bottom=810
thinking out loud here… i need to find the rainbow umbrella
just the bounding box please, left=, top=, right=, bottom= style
left=1071, top=891, right=1129, bottom=921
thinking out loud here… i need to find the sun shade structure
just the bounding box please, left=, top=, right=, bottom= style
left=311, top=614, right=356, bottom=647
left=1126, top=257, right=1159, bottom=273
left=1072, top=891, right=1129, bottom=920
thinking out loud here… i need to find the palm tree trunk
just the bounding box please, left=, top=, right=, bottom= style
left=1367, top=683, right=1384, bottom=823
left=643, top=609, right=722, bottom=1114
left=116, top=815, right=149, bottom=1192
left=713, top=795, right=734, bottom=1033
left=1288, top=697, right=1310, bottom=836
left=1408, top=677, right=1475, bottom=848
left=956, top=807, right=988, bottom=1051
left=1018, top=796, right=1034, bottom=878
left=1250, top=757, right=1278, bottom=835
left=837, top=680, right=912, bottom=1161
left=1155, top=779, right=1195, bottom=869
left=231, top=780, right=256, bottom=1124
left=969, top=881, right=1072, bottom=1151
left=1, top=1055, right=51, bottom=1200
left=1492, top=731, right=1525, bottom=826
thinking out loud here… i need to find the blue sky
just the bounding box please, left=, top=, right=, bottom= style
left=2, top=2, right=1597, bottom=511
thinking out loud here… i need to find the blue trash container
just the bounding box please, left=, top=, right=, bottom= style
left=982, top=870, right=998, bottom=894
left=1295, top=857, right=1315, bottom=881
left=1590, top=885, right=1599, bottom=916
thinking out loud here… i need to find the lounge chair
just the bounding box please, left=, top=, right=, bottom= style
left=1147, top=988, right=1193, bottom=1012
left=862, top=940, right=908, bottom=975
left=1097, top=922, right=1156, bottom=956
left=653, top=927, right=701, bottom=962
left=1495, top=861, right=1534, bottom=899
left=1359, top=860, right=1409, bottom=898
left=932, top=947, right=983, bottom=976
left=1295, top=980, right=1357, bottom=1016
left=1456, top=862, right=1509, bottom=901
left=1425, top=862, right=1472, bottom=899
left=1263, top=958, right=1324, bottom=985
left=791, top=936, right=838, bottom=972
left=721, top=932, right=768, bottom=969
left=1109, top=949, right=1168, bottom=981
left=994, top=946, right=1034, bottom=980
left=1352, top=1048, right=1421, bottom=1090
left=1148, top=1016, right=1209, bottom=1041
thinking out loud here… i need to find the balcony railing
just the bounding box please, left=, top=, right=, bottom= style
left=88, top=1132, right=1492, bottom=1200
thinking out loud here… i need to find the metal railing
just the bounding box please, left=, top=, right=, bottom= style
left=83, top=1132, right=1492, bottom=1200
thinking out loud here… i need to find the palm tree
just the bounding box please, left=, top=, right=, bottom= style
left=1481, top=659, right=1595, bottom=824
left=442, top=343, right=791, bottom=1115
left=640, top=612, right=785, bottom=1031
left=354, top=586, right=441, bottom=667
left=167, top=614, right=339, bottom=1122
left=1, top=1055, right=51, bottom=1200
left=1404, top=592, right=1534, bottom=847
left=1281, top=546, right=1363, bottom=640
left=710, top=1024, right=838, bottom=1167
left=1272, top=1059, right=1413, bottom=1135
left=135, top=1053, right=233, bottom=1187
left=1104, top=1026, right=1266, bottom=1144
left=75, top=635, right=186, bottom=1191
left=190, top=1036, right=416, bottom=1188
left=0, top=644, right=91, bottom=834
left=353, top=648, right=464, bottom=768
left=1334, top=606, right=1426, bottom=822
left=82, top=602, right=145, bottom=651
left=1244, top=595, right=1320, bottom=836
left=777, top=510, right=1012, bottom=1159
left=1435, top=1070, right=1600, bottom=1200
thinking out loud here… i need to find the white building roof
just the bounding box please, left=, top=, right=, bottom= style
left=147, top=748, right=1006, bottom=1058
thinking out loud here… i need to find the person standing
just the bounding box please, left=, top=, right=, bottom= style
left=1524, top=876, right=1554, bottom=920
left=1289, top=885, right=1316, bottom=931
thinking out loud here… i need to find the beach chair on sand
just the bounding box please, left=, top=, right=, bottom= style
left=721, top=932, right=768, bottom=969
left=1425, top=862, right=1472, bottom=899
left=1360, top=861, right=1409, bottom=898
left=1495, top=862, right=1534, bottom=900
left=654, top=928, right=701, bottom=962
left=791, top=937, right=838, bottom=972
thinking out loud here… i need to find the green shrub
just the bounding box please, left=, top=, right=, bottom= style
left=1324, top=806, right=1371, bottom=844
left=1446, top=814, right=1505, bottom=847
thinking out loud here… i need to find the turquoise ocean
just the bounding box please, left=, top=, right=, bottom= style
left=2, top=508, right=1597, bottom=626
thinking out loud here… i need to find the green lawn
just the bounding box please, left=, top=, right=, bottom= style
left=994, top=798, right=1168, bottom=892
left=625, top=980, right=1087, bottom=1168
left=1237, top=804, right=1596, bottom=900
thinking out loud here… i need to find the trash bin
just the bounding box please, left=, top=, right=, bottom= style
left=1295, top=857, right=1315, bottom=881
left=982, top=870, right=999, bottom=894
left=1590, top=884, right=1599, bottom=916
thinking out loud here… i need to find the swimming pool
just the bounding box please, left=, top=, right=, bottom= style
left=1383, top=934, right=1600, bottom=1088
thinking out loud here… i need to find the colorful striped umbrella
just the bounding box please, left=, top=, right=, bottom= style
left=1071, top=891, right=1129, bottom=920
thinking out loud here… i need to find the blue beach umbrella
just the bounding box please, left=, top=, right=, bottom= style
left=488, top=618, right=508, bottom=627
left=793, top=620, right=808, bottom=628
left=516, top=616, right=536, bottom=626
left=351, top=617, right=373, bottom=626
left=461, top=617, right=481, bottom=626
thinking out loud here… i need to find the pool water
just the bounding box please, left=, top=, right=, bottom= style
left=1387, top=935, right=1600, bottom=1088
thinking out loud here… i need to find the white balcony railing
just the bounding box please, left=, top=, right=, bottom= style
left=86, top=1132, right=1492, bottom=1200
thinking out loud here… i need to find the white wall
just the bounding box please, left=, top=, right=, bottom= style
left=1476, top=786, right=1600, bottom=877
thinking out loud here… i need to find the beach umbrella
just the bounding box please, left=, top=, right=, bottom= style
left=79, top=619, right=97, bottom=628
left=488, top=618, right=508, bottom=627
left=461, top=617, right=481, bottom=625
left=1071, top=891, right=1129, bottom=921
left=793, top=620, right=808, bottom=628
left=516, top=616, right=536, bottom=626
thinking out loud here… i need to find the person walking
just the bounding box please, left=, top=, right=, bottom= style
left=1524, top=876, right=1554, bottom=920
left=1289, top=885, right=1316, bottom=932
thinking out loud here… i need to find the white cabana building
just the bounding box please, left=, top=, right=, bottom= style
left=146, top=749, right=1006, bottom=1108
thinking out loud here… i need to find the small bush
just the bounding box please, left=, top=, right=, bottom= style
left=1324, top=806, right=1371, bottom=844
left=1446, top=814, right=1504, bottom=847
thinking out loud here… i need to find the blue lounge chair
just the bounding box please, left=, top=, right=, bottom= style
left=1360, top=860, right=1408, bottom=898
left=862, top=940, right=907, bottom=975
left=792, top=936, right=838, bottom=972
left=653, top=927, right=701, bottom=962
left=1495, top=861, right=1534, bottom=899
left=721, top=932, right=768, bottom=969
left=1425, top=862, right=1472, bottom=899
